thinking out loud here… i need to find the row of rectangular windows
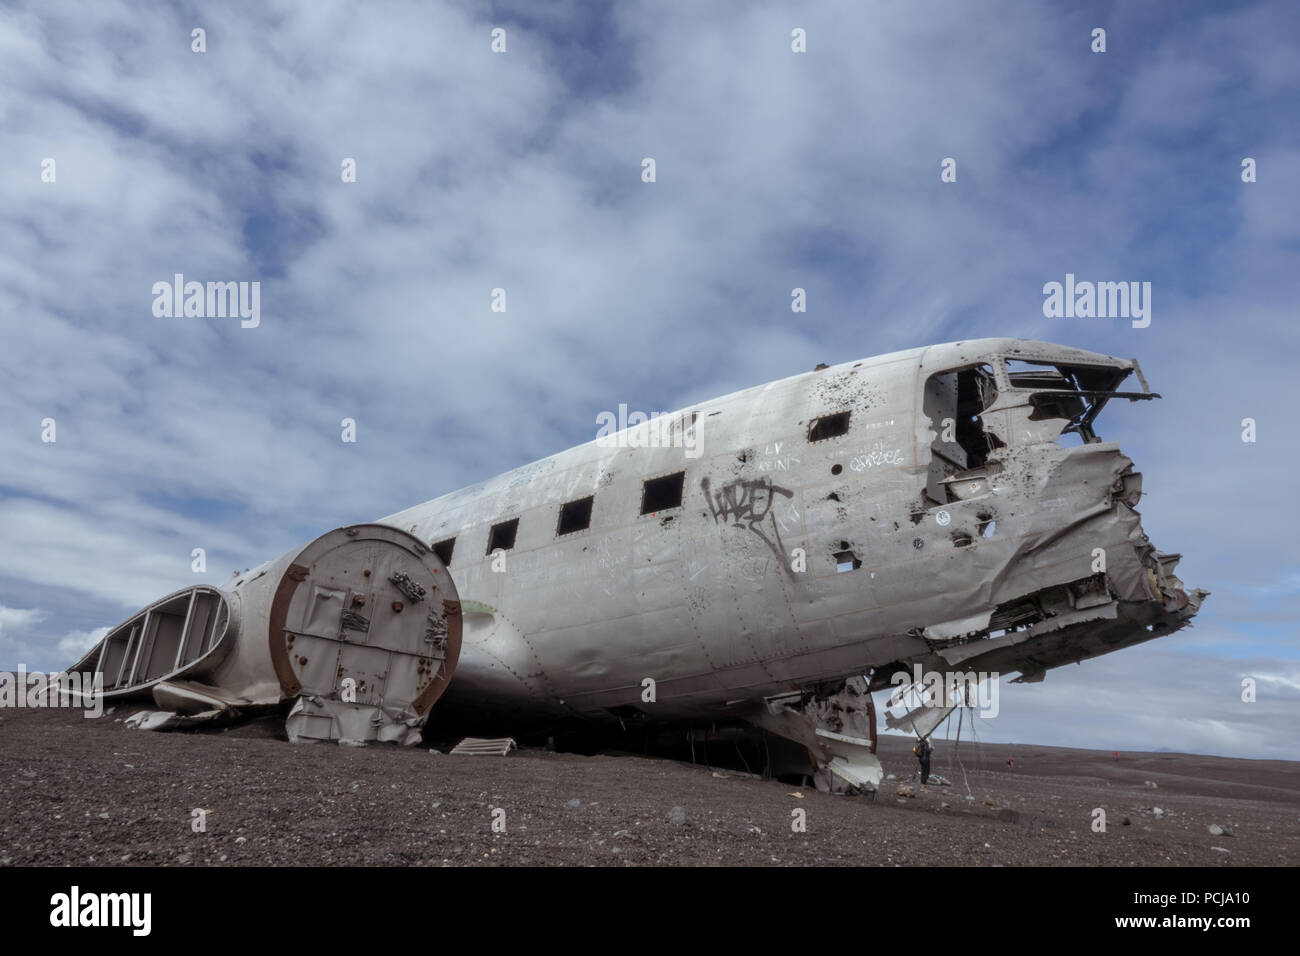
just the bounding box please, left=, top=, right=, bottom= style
left=429, top=410, right=853, bottom=567
left=431, top=470, right=686, bottom=567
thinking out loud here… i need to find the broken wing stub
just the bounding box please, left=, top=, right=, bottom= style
left=754, top=677, right=884, bottom=793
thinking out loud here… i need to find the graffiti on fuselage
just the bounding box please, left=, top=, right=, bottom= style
left=700, top=476, right=794, bottom=567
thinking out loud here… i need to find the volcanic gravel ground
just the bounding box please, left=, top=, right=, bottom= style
left=1, top=706, right=1297, bottom=866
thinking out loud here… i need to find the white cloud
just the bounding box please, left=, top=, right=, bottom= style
left=54, top=625, right=110, bottom=661
left=1253, top=671, right=1300, bottom=694
left=0, top=604, right=49, bottom=637
left=0, top=603, right=107, bottom=669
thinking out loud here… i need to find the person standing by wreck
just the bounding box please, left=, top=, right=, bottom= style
left=914, top=736, right=933, bottom=787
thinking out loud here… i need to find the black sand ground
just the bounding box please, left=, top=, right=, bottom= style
left=2, top=706, right=1297, bottom=866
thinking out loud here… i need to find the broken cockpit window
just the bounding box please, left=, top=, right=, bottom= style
left=1004, top=359, right=1158, bottom=445
left=923, top=363, right=1001, bottom=504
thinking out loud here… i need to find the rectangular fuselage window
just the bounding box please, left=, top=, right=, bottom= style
left=557, top=496, right=594, bottom=535
left=432, top=537, right=455, bottom=566
left=641, top=471, right=685, bottom=515
left=808, top=411, right=851, bottom=442
left=486, top=518, right=519, bottom=554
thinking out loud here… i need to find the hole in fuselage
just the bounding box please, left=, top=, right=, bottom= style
left=809, top=411, right=851, bottom=442
left=833, top=550, right=862, bottom=573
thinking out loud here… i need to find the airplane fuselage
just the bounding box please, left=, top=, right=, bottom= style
left=381, top=338, right=1202, bottom=726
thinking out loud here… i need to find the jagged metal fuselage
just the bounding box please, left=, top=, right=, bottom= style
left=381, top=338, right=1205, bottom=730
left=67, top=338, right=1204, bottom=757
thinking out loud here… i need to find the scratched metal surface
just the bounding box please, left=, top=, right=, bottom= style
left=376, top=338, right=1201, bottom=720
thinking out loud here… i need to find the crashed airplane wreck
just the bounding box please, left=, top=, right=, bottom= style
left=67, top=338, right=1205, bottom=792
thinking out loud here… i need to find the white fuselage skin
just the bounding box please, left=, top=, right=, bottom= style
left=381, top=338, right=1170, bottom=726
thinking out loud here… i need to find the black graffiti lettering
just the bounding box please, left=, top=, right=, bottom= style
left=700, top=477, right=794, bottom=566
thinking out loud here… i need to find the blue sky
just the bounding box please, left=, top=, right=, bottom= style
left=1, top=0, right=1297, bottom=757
